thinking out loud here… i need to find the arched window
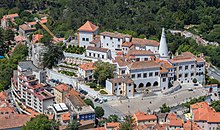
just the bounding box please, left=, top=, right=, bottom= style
left=146, top=82, right=151, bottom=87
left=134, top=84, right=137, bottom=88
left=139, top=83, right=144, bottom=88
left=153, top=81, right=159, bottom=86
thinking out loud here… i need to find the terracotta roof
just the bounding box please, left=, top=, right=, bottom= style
left=129, top=61, right=160, bottom=70
left=32, top=34, right=43, bottom=44
left=163, top=61, right=175, bottom=69
left=122, top=42, right=133, bottom=47
left=90, top=35, right=100, bottom=44
left=78, top=21, right=98, bottom=32
left=87, top=46, right=109, bottom=53
left=126, top=50, right=154, bottom=57
left=92, top=127, right=106, bottom=130
left=160, top=67, right=169, bottom=73
left=113, top=57, right=131, bottom=67
left=79, top=62, right=96, bottom=71
left=14, top=35, right=26, bottom=42
left=183, top=120, right=202, bottom=130
left=131, top=38, right=159, bottom=47
left=0, top=114, right=31, bottom=129
left=106, top=122, right=120, bottom=128
left=134, top=111, right=157, bottom=122
left=55, top=84, right=69, bottom=92
left=167, top=113, right=183, bottom=127
left=100, top=31, right=131, bottom=39
left=170, top=52, right=205, bottom=63
left=0, top=107, right=16, bottom=114
left=61, top=112, right=70, bottom=121
left=65, top=89, right=85, bottom=107
left=108, top=77, right=134, bottom=84
left=19, top=24, right=35, bottom=31
left=0, top=92, right=7, bottom=101
left=191, top=102, right=220, bottom=123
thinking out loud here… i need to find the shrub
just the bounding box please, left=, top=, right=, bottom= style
left=100, top=90, right=108, bottom=94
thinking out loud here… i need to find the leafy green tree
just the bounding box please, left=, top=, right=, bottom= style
left=211, top=100, right=220, bottom=112
left=95, top=106, right=104, bottom=118
left=107, top=114, right=119, bottom=122
left=43, top=43, right=64, bottom=69
left=94, top=61, right=114, bottom=86
left=84, top=98, right=94, bottom=108
left=66, top=120, right=80, bottom=130
left=160, top=103, right=170, bottom=113
left=119, top=115, right=135, bottom=130
left=22, top=114, right=58, bottom=130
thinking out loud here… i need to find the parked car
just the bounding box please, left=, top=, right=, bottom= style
left=188, top=88, right=193, bottom=91
left=94, top=98, right=99, bottom=102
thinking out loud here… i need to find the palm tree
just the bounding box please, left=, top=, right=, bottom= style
left=66, top=120, right=80, bottom=130
left=43, top=43, right=64, bottom=69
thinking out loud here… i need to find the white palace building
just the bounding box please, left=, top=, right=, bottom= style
left=76, top=21, right=205, bottom=98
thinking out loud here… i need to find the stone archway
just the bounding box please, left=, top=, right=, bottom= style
left=153, top=81, right=159, bottom=86
left=146, top=82, right=151, bottom=87
left=138, top=83, right=144, bottom=88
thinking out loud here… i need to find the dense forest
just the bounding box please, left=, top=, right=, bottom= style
left=0, top=0, right=220, bottom=41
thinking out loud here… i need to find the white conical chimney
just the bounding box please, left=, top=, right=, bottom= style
left=159, top=28, right=169, bottom=60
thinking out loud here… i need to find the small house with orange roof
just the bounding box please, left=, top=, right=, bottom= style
left=77, top=21, right=99, bottom=48
left=60, top=112, right=71, bottom=125
left=105, top=122, right=120, bottom=130
left=183, top=120, right=202, bottom=130
left=190, top=102, right=220, bottom=130
left=166, top=112, right=183, bottom=129
left=54, top=84, right=69, bottom=103
left=1, top=13, right=19, bottom=30
left=32, top=34, right=43, bottom=44
left=78, top=62, right=96, bottom=81
left=133, top=111, right=157, bottom=125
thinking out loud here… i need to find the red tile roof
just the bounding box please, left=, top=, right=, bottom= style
left=0, top=92, right=7, bottom=101
left=79, top=62, right=96, bottom=71
left=0, top=114, right=31, bottom=129
left=55, top=84, right=69, bottom=92
left=61, top=112, right=70, bottom=121
left=129, top=61, right=160, bottom=70
left=170, top=52, right=205, bottom=63
left=122, top=42, right=133, bottom=47
left=100, top=31, right=131, bottom=39
left=78, top=21, right=98, bottom=32
left=126, top=50, right=154, bottom=57
left=134, top=111, right=157, bottom=122
left=87, top=46, right=109, bottom=53
left=183, top=120, right=202, bottom=130
left=131, top=38, right=160, bottom=47
left=106, top=122, right=120, bottom=128
left=32, top=34, right=43, bottom=44
left=167, top=113, right=183, bottom=127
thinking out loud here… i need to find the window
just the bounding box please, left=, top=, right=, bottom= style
left=163, top=78, right=166, bottom=82
left=82, top=38, right=85, bottom=41
left=179, top=74, right=182, bottom=78
left=98, top=54, right=100, bottom=57
left=185, top=73, right=188, bottom=77
left=131, top=74, right=135, bottom=78
left=118, top=38, right=120, bottom=41
left=155, top=72, right=159, bottom=76
left=93, top=53, right=95, bottom=57
left=137, top=74, right=141, bottom=78
left=129, top=90, right=131, bottom=92
left=179, top=66, right=182, bottom=70
left=102, top=55, right=104, bottom=59
left=191, top=73, right=194, bottom=76
left=119, top=83, right=121, bottom=85
left=144, top=58, right=148, bottom=61
left=129, top=83, right=131, bottom=86
left=114, top=83, right=117, bottom=86
left=122, top=70, right=125, bottom=74
left=110, top=37, right=113, bottom=40
left=191, top=65, right=194, bottom=69
left=185, top=66, right=188, bottom=70
left=143, top=73, right=147, bottom=78
left=149, top=72, right=153, bottom=77
left=136, top=58, right=140, bottom=61
left=103, top=36, right=105, bottom=39
left=86, top=38, right=89, bottom=41
left=118, top=45, right=120, bottom=48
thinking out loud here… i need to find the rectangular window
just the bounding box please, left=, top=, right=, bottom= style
left=119, top=83, right=121, bottom=85
left=131, top=74, right=135, bottom=78
left=163, top=78, right=166, bottom=82
left=129, top=90, right=131, bottom=92
left=102, top=55, right=104, bottom=59
left=143, top=73, right=147, bottom=78
left=136, top=58, right=140, bottom=61
left=82, top=38, right=85, bottom=41
left=185, top=66, right=188, bottom=70
left=121, top=70, right=125, bottom=74
left=137, top=74, right=141, bottom=78
left=185, top=73, right=188, bottom=77
left=93, top=53, right=95, bottom=57
left=191, top=73, right=194, bottom=76
left=86, top=38, right=89, bottom=41
left=149, top=72, right=153, bottom=77
left=129, top=83, right=131, bottom=86
left=89, top=53, right=91, bottom=56
left=179, top=74, right=182, bottom=78
left=191, top=65, right=194, bottom=69
left=110, top=37, right=113, bottom=40
left=155, top=72, right=159, bottom=76
left=98, top=54, right=100, bottom=57
left=103, top=36, right=105, bottom=39
left=118, top=38, right=120, bottom=41
left=179, top=66, right=182, bottom=70
left=114, top=83, right=117, bottom=86
left=144, top=58, right=148, bottom=61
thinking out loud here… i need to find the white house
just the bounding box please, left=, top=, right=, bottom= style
left=1, top=13, right=19, bottom=30
left=106, top=77, right=134, bottom=97
left=78, top=62, right=96, bottom=81
left=125, top=50, right=156, bottom=62
left=169, top=52, right=205, bottom=84
left=100, top=31, right=131, bottom=58
left=77, top=21, right=99, bottom=48
left=86, top=46, right=111, bottom=60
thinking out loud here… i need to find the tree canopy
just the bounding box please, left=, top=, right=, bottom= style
left=119, top=115, right=135, bottom=130
left=95, top=106, right=105, bottom=118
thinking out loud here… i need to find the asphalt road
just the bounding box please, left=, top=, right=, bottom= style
left=207, top=67, right=220, bottom=82
left=97, top=85, right=207, bottom=118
